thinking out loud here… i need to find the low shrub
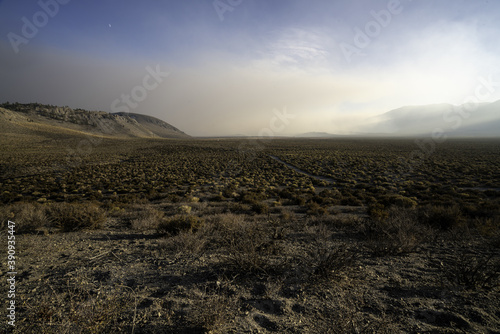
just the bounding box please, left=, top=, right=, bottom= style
left=189, top=292, right=236, bottom=334
left=131, top=207, right=164, bottom=231
left=365, top=207, right=434, bottom=256
left=241, top=191, right=266, bottom=204
left=228, top=202, right=251, bottom=214
left=0, top=202, right=50, bottom=234
left=379, top=194, right=418, bottom=208
left=340, top=195, right=363, bottom=206
left=251, top=202, right=269, bottom=215
left=157, top=215, right=205, bottom=235
left=308, top=243, right=358, bottom=281
left=279, top=209, right=293, bottom=221
left=177, top=205, right=192, bottom=214
left=307, top=201, right=327, bottom=216
left=47, top=202, right=106, bottom=232
left=220, top=219, right=281, bottom=274
left=367, top=203, right=388, bottom=222
left=439, top=251, right=500, bottom=289
left=158, top=229, right=208, bottom=255
left=418, top=204, right=465, bottom=230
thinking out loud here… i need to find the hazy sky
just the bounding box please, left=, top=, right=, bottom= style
left=1, top=0, right=500, bottom=136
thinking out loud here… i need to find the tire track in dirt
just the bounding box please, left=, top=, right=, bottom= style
left=269, top=155, right=335, bottom=184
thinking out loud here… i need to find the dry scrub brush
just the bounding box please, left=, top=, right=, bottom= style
left=438, top=250, right=500, bottom=289
left=188, top=291, right=237, bottom=333
left=47, top=202, right=106, bottom=232
left=0, top=202, right=106, bottom=233
left=364, top=206, right=435, bottom=256
left=130, top=206, right=164, bottom=231
left=207, top=214, right=286, bottom=275
left=0, top=202, right=50, bottom=233
left=307, top=243, right=358, bottom=281
left=158, top=228, right=209, bottom=256
left=300, top=287, right=399, bottom=334
left=16, top=273, right=137, bottom=333
left=157, top=214, right=205, bottom=235
left=223, top=220, right=282, bottom=274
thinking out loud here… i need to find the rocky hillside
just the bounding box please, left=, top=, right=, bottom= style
left=0, top=102, right=189, bottom=139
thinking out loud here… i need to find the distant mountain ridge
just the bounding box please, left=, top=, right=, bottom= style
left=0, top=102, right=189, bottom=139
left=359, top=100, right=500, bottom=137
left=296, top=132, right=341, bottom=138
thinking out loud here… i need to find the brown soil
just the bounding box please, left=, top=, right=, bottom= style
left=1, top=210, right=499, bottom=333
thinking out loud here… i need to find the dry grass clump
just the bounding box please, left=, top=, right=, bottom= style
left=364, top=206, right=434, bottom=256
left=157, top=214, right=205, bottom=235
left=158, top=229, right=208, bottom=255
left=188, top=291, right=237, bottom=333
left=438, top=251, right=500, bottom=289
left=0, top=202, right=50, bottom=234
left=210, top=214, right=283, bottom=274
left=418, top=204, right=465, bottom=231
left=17, top=275, right=136, bottom=333
left=224, top=222, right=278, bottom=273
left=130, top=206, right=164, bottom=231
left=490, top=229, right=500, bottom=249
left=47, top=202, right=106, bottom=232
left=301, top=288, right=399, bottom=334
left=473, top=216, right=500, bottom=242
left=308, top=243, right=358, bottom=281
left=0, top=202, right=106, bottom=233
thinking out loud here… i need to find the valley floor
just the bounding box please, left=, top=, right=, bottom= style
left=0, top=137, right=499, bottom=333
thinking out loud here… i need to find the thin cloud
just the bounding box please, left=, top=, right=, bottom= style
left=1, top=1, right=500, bottom=136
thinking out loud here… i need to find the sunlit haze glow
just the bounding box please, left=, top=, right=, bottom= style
left=1, top=0, right=500, bottom=136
